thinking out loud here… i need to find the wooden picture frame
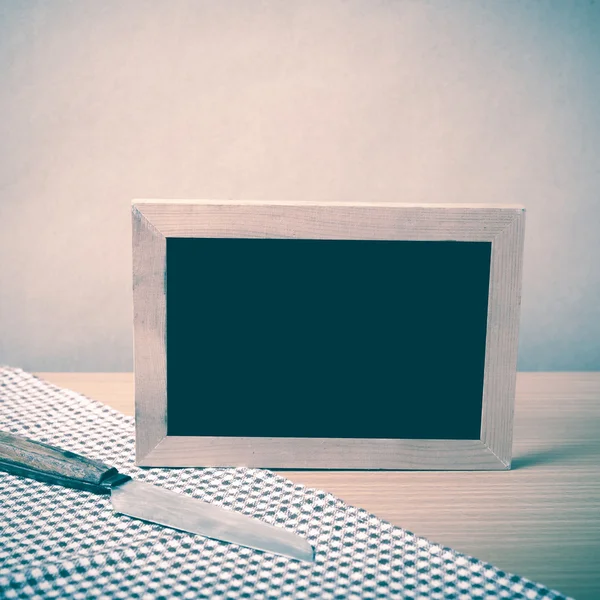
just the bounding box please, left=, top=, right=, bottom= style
left=132, top=200, right=525, bottom=470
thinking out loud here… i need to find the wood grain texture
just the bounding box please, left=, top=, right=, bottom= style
left=131, top=200, right=524, bottom=469
left=0, top=431, right=121, bottom=494
left=132, top=207, right=167, bottom=462
left=143, top=438, right=504, bottom=470
left=133, top=199, right=521, bottom=241
left=481, top=209, right=526, bottom=466
left=36, top=372, right=600, bottom=600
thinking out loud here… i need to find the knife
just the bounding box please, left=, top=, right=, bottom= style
left=0, top=431, right=314, bottom=562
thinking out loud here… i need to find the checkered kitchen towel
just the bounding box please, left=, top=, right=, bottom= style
left=0, top=367, right=569, bottom=599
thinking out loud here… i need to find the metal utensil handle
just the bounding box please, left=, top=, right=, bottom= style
left=0, top=431, right=130, bottom=494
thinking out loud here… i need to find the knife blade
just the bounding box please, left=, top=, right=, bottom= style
left=0, top=431, right=314, bottom=562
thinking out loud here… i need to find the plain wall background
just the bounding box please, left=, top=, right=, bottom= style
left=0, top=0, right=598, bottom=372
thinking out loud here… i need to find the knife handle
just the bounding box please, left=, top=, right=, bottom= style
left=0, top=431, right=130, bottom=495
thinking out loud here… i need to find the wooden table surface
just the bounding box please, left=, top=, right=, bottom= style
left=36, top=372, right=600, bottom=600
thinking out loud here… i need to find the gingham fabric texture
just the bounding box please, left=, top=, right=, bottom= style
left=0, top=368, right=569, bottom=600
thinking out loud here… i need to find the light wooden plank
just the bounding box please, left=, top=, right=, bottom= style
left=140, top=438, right=503, bottom=470
left=35, top=372, right=600, bottom=600
left=134, top=201, right=521, bottom=241
left=131, top=207, right=167, bottom=461
left=480, top=209, right=526, bottom=465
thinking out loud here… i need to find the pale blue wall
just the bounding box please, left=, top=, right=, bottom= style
left=1, top=0, right=599, bottom=371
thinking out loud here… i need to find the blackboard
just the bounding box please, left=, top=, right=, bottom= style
left=166, top=238, right=491, bottom=441
left=132, top=200, right=525, bottom=469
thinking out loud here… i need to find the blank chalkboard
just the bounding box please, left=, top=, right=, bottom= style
left=133, top=201, right=525, bottom=468
left=165, top=238, right=491, bottom=441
